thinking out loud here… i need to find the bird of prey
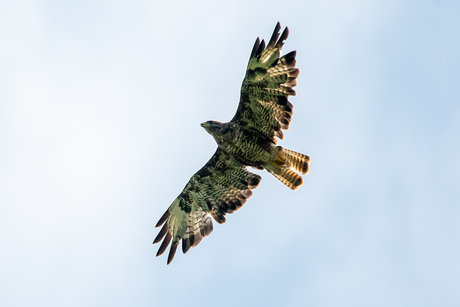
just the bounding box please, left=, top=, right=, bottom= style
left=153, top=22, right=310, bottom=264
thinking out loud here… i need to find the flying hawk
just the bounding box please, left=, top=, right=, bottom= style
left=154, top=22, right=310, bottom=264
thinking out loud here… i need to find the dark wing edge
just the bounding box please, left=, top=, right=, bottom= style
left=153, top=149, right=261, bottom=264
left=231, top=22, right=300, bottom=144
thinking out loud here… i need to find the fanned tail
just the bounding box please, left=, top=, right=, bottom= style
left=269, top=167, right=303, bottom=190
left=266, top=147, right=310, bottom=190
left=281, top=148, right=310, bottom=175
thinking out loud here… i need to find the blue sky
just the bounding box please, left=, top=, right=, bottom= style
left=1, top=0, right=459, bottom=306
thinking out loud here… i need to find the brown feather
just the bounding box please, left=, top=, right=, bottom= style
left=256, top=39, right=266, bottom=57
left=156, top=232, right=172, bottom=257
left=203, top=216, right=213, bottom=236
left=276, top=27, right=289, bottom=48
left=153, top=222, right=169, bottom=244
left=167, top=242, right=178, bottom=265
left=155, top=210, right=170, bottom=227
left=210, top=210, right=226, bottom=224
left=249, top=37, right=260, bottom=60
left=267, top=22, right=281, bottom=47
left=182, top=237, right=191, bottom=254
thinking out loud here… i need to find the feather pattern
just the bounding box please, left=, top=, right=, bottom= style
left=154, top=149, right=260, bottom=264
left=153, top=22, right=309, bottom=264
left=231, top=22, right=299, bottom=144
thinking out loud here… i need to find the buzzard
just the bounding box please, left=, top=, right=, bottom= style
left=154, top=22, right=310, bottom=264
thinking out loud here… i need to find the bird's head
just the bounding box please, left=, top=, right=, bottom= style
left=201, top=121, right=233, bottom=144
left=201, top=120, right=222, bottom=133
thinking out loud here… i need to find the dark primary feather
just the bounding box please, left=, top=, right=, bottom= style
left=255, top=40, right=266, bottom=58
left=250, top=37, right=260, bottom=60
left=267, top=22, right=281, bottom=47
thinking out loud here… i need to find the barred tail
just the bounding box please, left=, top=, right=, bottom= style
left=281, top=148, right=310, bottom=175
left=266, top=147, right=310, bottom=190
left=270, top=167, right=304, bottom=190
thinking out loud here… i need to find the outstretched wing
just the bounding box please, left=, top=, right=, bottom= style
left=231, top=22, right=299, bottom=144
left=153, top=148, right=261, bottom=264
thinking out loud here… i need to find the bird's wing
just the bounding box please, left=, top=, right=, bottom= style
left=153, top=148, right=261, bottom=264
left=231, top=22, right=299, bottom=144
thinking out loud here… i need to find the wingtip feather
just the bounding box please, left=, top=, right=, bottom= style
left=250, top=37, right=260, bottom=60
left=153, top=222, right=169, bottom=244
left=182, top=237, right=191, bottom=254
left=155, top=210, right=170, bottom=228
left=256, top=39, right=266, bottom=57
left=276, top=27, right=289, bottom=48
left=156, top=232, right=172, bottom=257
left=267, top=22, right=281, bottom=47
left=167, top=242, right=179, bottom=265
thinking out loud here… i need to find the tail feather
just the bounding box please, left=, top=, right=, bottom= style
left=281, top=148, right=310, bottom=175
left=266, top=147, right=310, bottom=190
left=270, top=167, right=303, bottom=190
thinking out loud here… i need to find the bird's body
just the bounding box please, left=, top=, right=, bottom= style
left=202, top=121, right=275, bottom=168
left=203, top=120, right=309, bottom=189
left=154, top=23, right=310, bottom=264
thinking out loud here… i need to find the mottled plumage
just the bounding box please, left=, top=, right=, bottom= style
left=154, top=23, right=310, bottom=264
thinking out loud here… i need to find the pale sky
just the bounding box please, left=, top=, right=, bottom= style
left=1, top=1, right=459, bottom=306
